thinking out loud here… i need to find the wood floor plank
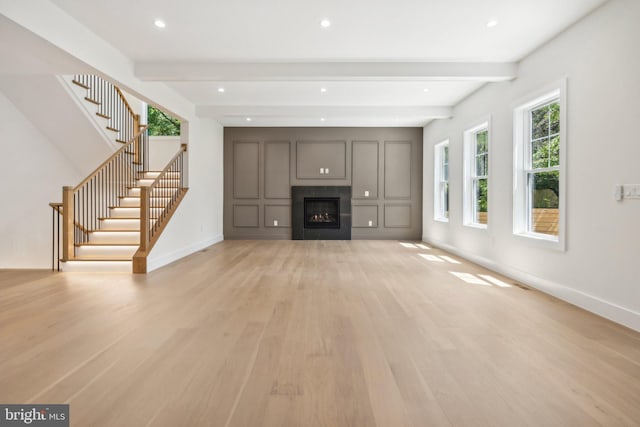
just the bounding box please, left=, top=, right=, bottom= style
left=1, top=240, right=639, bottom=426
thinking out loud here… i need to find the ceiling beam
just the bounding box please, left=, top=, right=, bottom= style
left=136, top=62, right=517, bottom=82
left=196, top=105, right=453, bottom=119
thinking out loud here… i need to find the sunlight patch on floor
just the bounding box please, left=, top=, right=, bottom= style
left=400, top=242, right=418, bottom=248
left=439, top=256, right=461, bottom=264
left=419, top=254, right=444, bottom=262
left=450, top=272, right=491, bottom=286
left=478, top=274, right=512, bottom=288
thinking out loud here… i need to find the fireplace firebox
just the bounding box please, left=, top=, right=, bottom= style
left=304, top=198, right=340, bottom=229
left=292, top=186, right=351, bottom=240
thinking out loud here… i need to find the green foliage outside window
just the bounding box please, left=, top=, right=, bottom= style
left=531, top=101, right=560, bottom=205
left=475, top=130, right=489, bottom=213
left=147, top=105, right=180, bottom=136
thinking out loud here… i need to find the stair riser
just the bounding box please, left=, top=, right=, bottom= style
left=137, top=179, right=181, bottom=186
left=99, top=219, right=145, bottom=230
left=138, top=172, right=181, bottom=179
left=89, top=232, right=139, bottom=244
left=110, top=208, right=164, bottom=218
left=127, top=188, right=178, bottom=197
left=119, top=199, right=171, bottom=208
left=76, top=246, right=138, bottom=259
left=61, top=261, right=132, bottom=273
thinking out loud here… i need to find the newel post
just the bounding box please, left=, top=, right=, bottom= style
left=62, top=186, right=74, bottom=261
left=134, top=113, right=141, bottom=165
left=139, top=186, right=150, bottom=253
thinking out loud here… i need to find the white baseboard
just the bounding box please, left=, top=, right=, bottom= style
left=423, top=236, right=640, bottom=332
left=147, top=234, right=224, bottom=272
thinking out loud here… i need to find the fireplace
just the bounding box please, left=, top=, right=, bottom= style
left=292, top=186, right=351, bottom=240
left=304, top=198, right=340, bottom=229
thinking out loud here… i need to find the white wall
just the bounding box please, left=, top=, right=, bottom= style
left=0, top=91, right=82, bottom=268
left=148, top=119, right=224, bottom=271
left=423, top=0, right=640, bottom=331
left=1, top=1, right=225, bottom=271
left=148, top=136, right=182, bottom=171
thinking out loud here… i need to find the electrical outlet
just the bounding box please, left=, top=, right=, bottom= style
left=623, top=184, right=640, bottom=199
left=364, top=190, right=369, bottom=197
left=320, top=168, right=324, bottom=174
left=273, top=220, right=278, bottom=226
left=326, top=168, right=330, bottom=174
left=368, top=220, right=373, bottom=227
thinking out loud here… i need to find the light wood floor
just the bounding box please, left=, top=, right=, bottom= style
left=1, top=240, right=640, bottom=426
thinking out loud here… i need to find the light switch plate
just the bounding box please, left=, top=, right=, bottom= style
left=325, top=168, right=330, bottom=174
left=614, top=185, right=623, bottom=201
left=368, top=220, right=373, bottom=227
left=274, top=220, right=278, bottom=226
left=319, top=168, right=324, bottom=174
left=364, top=190, right=370, bottom=197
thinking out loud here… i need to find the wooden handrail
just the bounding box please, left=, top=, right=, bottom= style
left=73, top=125, right=148, bottom=192
left=114, top=85, right=136, bottom=120
left=49, top=202, right=63, bottom=213
left=133, top=188, right=188, bottom=274
left=49, top=203, right=91, bottom=235
left=148, top=144, right=187, bottom=191
left=133, top=145, right=188, bottom=273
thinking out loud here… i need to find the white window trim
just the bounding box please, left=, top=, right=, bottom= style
left=433, top=140, right=450, bottom=222
left=513, top=79, right=567, bottom=250
left=463, top=119, right=490, bottom=229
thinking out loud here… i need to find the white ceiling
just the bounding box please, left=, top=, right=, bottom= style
left=48, top=0, right=607, bottom=127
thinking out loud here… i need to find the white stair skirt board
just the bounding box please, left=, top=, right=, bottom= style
left=60, top=260, right=132, bottom=273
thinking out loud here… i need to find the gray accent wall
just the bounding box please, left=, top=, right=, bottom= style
left=224, top=127, right=422, bottom=240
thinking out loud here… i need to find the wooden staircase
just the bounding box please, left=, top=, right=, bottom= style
left=51, top=75, right=188, bottom=273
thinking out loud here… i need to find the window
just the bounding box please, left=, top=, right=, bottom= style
left=513, top=83, right=565, bottom=245
left=464, top=122, right=489, bottom=228
left=434, top=140, right=450, bottom=221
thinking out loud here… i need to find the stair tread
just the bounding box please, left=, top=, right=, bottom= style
left=84, top=96, right=100, bottom=105
left=96, top=112, right=111, bottom=119
left=71, top=79, right=90, bottom=89
left=61, top=258, right=131, bottom=262
left=91, top=229, right=140, bottom=233
left=127, top=186, right=177, bottom=189
left=99, top=217, right=158, bottom=220
left=76, top=243, right=139, bottom=247
left=106, top=126, right=119, bottom=132
left=119, top=195, right=174, bottom=199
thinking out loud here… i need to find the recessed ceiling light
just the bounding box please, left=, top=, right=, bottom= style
left=320, top=19, right=331, bottom=28
left=423, top=88, right=430, bottom=93
left=217, top=87, right=225, bottom=93
left=246, top=117, right=252, bottom=122
left=154, top=19, right=166, bottom=29
left=320, top=117, right=326, bottom=122
left=320, top=87, right=327, bottom=93
left=487, top=19, right=498, bottom=28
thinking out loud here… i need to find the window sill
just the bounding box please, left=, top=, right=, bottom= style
left=464, top=223, right=488, bottom=230
left=513, top=231, right=565, bottom=252
left=434, top=217, right=449, bottom=223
